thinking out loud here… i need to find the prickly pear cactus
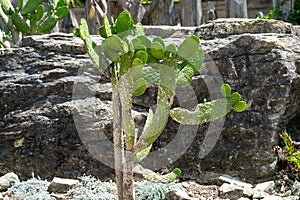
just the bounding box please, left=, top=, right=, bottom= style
left=74, top=11, right=247, bottom=183
left=0, top=0, right=68, bottom=40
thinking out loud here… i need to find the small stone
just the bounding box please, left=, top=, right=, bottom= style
left=291, top=180, right=300, bottom=196
left=262, top=195, right=283, bottom=200
left=283, top=196, right=300, bottom=200
left=252, top=189, right=269, bottom=199
left=0, top=172, right=20, bottom=192
left=219, top=183, right=244, bottom=200
left=47, top=177, right=79, bottom=193
left=253, top=181, right=275, bottom=194
left=165, top=190, right=197, bottom=200
left=219, top=175, right=253, bottom=189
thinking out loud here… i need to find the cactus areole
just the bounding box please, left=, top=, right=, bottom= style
left=74, top=11, right=246, bottom=200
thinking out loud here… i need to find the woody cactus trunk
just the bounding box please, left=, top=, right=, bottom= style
left=74, top=11, right=246, bottom=200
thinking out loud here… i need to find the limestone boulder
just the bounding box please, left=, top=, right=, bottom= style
left=0, top=19, right=299, bottom=183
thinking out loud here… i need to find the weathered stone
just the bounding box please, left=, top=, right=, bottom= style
left=0, top=173, right=20, bottom=192
left=253, top=181, right=276, bottom=195
left=0, top=19, right=299, bottom=184
left=219, top=175, right=253, bottom=189
left=262, top=195, right=283, bottom=200
left=219, top=183, right=244, bottom=200
left=165, top=190, right=197, bottom=200
left=47, top=177, right=79, bottom=193
left=291, top=180, right=300, bottom=196
left=283, top=196, right=300, bottom=200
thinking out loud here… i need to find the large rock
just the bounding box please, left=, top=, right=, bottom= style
left=0, top=19, right=299, bottom=183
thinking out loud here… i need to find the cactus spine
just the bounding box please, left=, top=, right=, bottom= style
left=74, top=11, right=246, bottom=200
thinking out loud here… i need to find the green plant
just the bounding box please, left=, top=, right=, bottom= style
left=74, top=11, right=246, bottom=200
left=7, top=174, right=52, bottom=200
left=280, top=131, right=300, bottom=169
left=0, top=0, right=68, bottom=42
left=67, top=175, right=118, bottom=200
left=262, top=0, right=300, bottom=25
left=135, top=181, right=184, bottom=200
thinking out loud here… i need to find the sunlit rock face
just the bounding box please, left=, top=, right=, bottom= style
left=0, top=19, right=299, bottom=183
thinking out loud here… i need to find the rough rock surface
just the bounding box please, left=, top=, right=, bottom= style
left=0, top=19, right=300, bottom=183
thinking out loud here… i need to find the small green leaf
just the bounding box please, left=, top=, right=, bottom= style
left=227, top=92, right=241, bottom=106
left=36, top=5, right=44, bottom=21
left=221, top=84, right=231, bottom=98
left=11, top=12, right=30, bottom=34
left=73, top=28, right=80, bottom=37
left=135, top=22, right=144, bottom=36
left=233, top=101, right=247, bottom=112
left=165, top=44, right=177, bottom=58
left=132, top=57, right=143, bottom=67
left=150, top=42, right=164, bottom=60
left=134, top=144, right=152, bottom=163
left=22, top=0, right=42, bottom=15
left=98, top=14, right=112, bottom=38
left=134, top=50, right=148, bottom=64
left=17, top=0, right=23, bottom=12
left=133, top=78, right=147, bottom=96
left=115, top=11, right=134, bottom=35
left=153, top=37, right=165, bottom=49
left=55, top=5, right=68, bottom=20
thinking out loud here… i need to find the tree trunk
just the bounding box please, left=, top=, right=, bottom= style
left=113, top=86, right=135, bottom=200
left=225, top=0, right=248, bottom=18
left=107, top=0, right=144, bottom=23
left=112, top=89, right=125, bottom=199
left=85, top=0, right=107, bottom=34
left=181, top=0, right=202, bottom=26
left=145, top=0, right=178, bottom=25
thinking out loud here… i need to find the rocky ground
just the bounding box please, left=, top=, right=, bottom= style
left=0, top=172, right=299, bottom=200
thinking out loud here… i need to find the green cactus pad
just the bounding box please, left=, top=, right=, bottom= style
left=102, top=35, right=125, bottom=61
left=133, top=78, right=147, bottom=96
left=74, top=19, right=109, bottom=77
left=227, top=92, right=241, bottom=106
left=134, top=144, right=152, bottom=163
left=17, top=0, right=23, bottom=12
left=11, top=13, right=30, bottom=34
left=141, top=167, right=182, bottom=183
left=99, top=15, right=112, bottom=38
left=135, top=22, right=144, bottom=36
left=176, top=64, right=195, bottom=87
left=134, top=50, right=148, bottom=64
left=233, top=101, right=247, bottom=112
left=115, top=11, right=134, bottom=35
left=22, top=0, right=42, bottom=15
left=138, top=35, right=151, bottom=48
left=56, top=6, right=68, bottom=20
left=142, top=67, right=160, bottom=85
left=153, top=37, right=165, bottom=49
left=177, top=35, right=200, bottom=61
left=36, top=5, right=44, bottom=21
left=221, top=83, right=231, bottom=98
left=150, top=42, right=164, bottom=60
left=38, top=15, right=58, bottom=33
left=170, top=99, right=232, bottom=125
